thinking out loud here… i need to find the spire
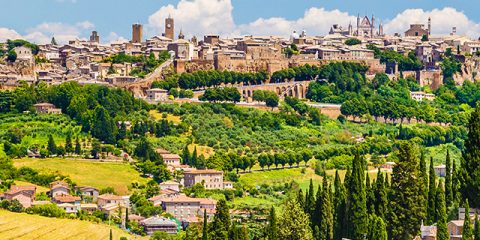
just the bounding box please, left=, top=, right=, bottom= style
left=178, top=28, right=185, bottom=39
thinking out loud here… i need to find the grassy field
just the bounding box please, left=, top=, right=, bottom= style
left=239, top=166, right=323, bottom=191
left=239, top=165, right=388, bottom=192
left=0, top=210, right=147, bottom=240
left=149, top=110, right=182, bottom=124
left=13, top=158, right=148, bottom=195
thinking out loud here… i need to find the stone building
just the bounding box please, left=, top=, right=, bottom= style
left=183, top=169, right=224, bottom=189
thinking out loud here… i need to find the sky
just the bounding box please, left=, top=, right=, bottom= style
left=1, top=0, right=479, bottom=44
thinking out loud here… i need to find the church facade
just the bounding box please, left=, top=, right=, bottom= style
left=329, top=14, right=383, bottom=38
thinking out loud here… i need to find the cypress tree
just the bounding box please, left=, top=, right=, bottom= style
left=459, top=106, right=480, bottom=208
left=374, top=169, right=387, bottom=219
left=312, top=184, right=322, bottom=228
left=445, top=149, right=453, bottom=205
left=346, top=153, right=367, bottom=240
left=367, top=214, right=387, bottom=240
left=278, top=198, right=314, bottom=240
left=182, top=145, right=190, bottom=165
left=419, top=150, right=428, bottom=222
left=436, top=181, right=449, bottom=240
left=191, top=147, right=198, bottom=167
left=47, top=134, right=57, bottom=155
left=318, top=178, right=333, bottom=240
left=74, top=137, right=81, bottom=155
left=387, top=142, right=426, bottom=240
left=452, top=160, right=460, bottom=204
left=117, top=122, right=127, bottom=141
left=366, top=173, right=375, bottom=214
left=474, top=213, right=480, bottom=240
left=333, top=170, right=347, bottom=240
left=65, top=132, right=73, bottom=153
left=125, top=208, right=129, bottom=230
left=210, top=199, right=230, bottom=240
left=305, top=179, right=315, bottom=218
left=267, top=207, right=278, bottom=240
left=297, top=189, right=305, bottom=210
left=427, top=157, right=437, bottom=224
left=202, top=209, right=208, bottom=240
left=463, top=200, right=473, bottom=240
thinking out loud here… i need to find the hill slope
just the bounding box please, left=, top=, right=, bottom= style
left=0, top=210, right=146, bottom=240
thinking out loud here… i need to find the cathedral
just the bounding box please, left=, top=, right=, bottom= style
left=353, top=14, right=383, bottom=38
left=330, top=14, right=383, bottom=38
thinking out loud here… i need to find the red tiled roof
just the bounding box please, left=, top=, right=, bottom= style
left=185, top=169, right=223, bottom=175
left=54, top=195, right=81, bottom=203
left=161, top=195, right=202, bottom=203
left=161, top=154, right=181, bottom=159
left=5, top=185, right=36, bottom=195
left=98, top=194, right=123, bottom=201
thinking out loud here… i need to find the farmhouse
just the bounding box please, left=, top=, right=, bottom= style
left=49, top=181, right=70, bottom=197
left=141, top=216, right=178, bottom=235
left=33, top=103, right=62, bottom=114
left=183, top=169, right=224, bottom=190
left=0, top=185, right=36, bottom=208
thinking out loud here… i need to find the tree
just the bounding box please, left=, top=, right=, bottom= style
left=109, top=229, right=112, bottom=240
left=374, top=169, right=387, bottom=219
left=427, top=157, right=437, bottom=224
left=387, top=142, right=426, bottom=240
left=345, top=38, right=362, bottom=46
left=74, top=137, right=81, bottom=155
left=7, top=50, right=17, bottom=62
left=117, top=122, right=127, bottom=141
left=436, top=181, right=449, bottom=240
left=182, top=145, right=190, bottom=165
left=367, top=214, right=388, bottom=240
left=445, top=149, right=453, bottom=205
left=305, top=179, right=315, bottom=217
left=267, top=207, right=278, bottom=240
left=333, top=170, right=347, bottom=240
left=346, top=153, right=367, bottom=240
left=91, top=106, right=117, bottom=144
left=47, top=134, right=57, bottom=155
left=474, top=213, right=480, bottom=240
left=202, top=209, right=208, bottom=240
left=210, top=199, right=230, bottom=240
left=278, top=198, right=314, bottom=240
left=463, top=200, right=473, bottom=240
left=125, top=208, right=129, bottom=229
left=65, top=132, right=73, bottom=153
left=51, top=37, right=58, bottom=45
left=318, top=177, right=334, bottom=240
left=91, top=139, right=101, bottom=159
left=459, top=106, right=480, bottom=208
left=421, top=34, right=429, bottom=42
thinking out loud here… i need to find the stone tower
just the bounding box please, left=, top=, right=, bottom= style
left=165, top=16, right=175, bottom=40
left=132, top=24, right=143, bottom=43
left=428, top=17, right=431, bottom=36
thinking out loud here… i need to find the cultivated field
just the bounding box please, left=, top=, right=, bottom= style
left=13, top=158, right=148, bottom=195
left=0, top=210, right=146, bottom=240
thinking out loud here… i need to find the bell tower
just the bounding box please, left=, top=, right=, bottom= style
left=165, top=15, right=175, bottom=40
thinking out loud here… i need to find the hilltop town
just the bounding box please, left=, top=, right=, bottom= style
left=2, top=8, right=480, bottom=240
left=1, top=15, right=479, bottom=102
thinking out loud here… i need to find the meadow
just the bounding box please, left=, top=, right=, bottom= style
left=13, top=158, right=148, bottom=195
left=0, top=210, right=146, bottom=240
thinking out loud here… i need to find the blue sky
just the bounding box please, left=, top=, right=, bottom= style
left=1, top=0, right=479, bottom=43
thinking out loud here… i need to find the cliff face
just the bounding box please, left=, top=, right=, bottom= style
left=453, top=57, right=480, bottom=85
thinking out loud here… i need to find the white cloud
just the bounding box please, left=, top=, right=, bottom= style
left=147, top=0, right=236, bottom=37
left=105, top=32, right=129, bottom=44
left=238, top=8, right=356, bottom=36
left=0, top=28, right=23, bottom=42
left=23, top=21, right=95, bottom=44
left=384, top=7, right=480, bottom=38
